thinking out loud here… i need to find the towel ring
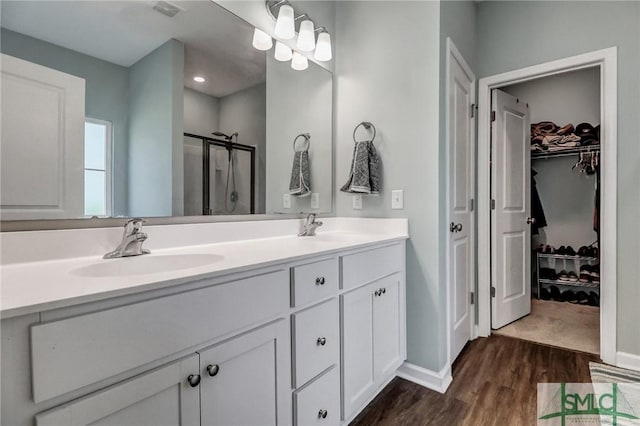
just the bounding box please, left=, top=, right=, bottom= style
left=293, top=133, right=311, bottom=152
left=353, top=121, right=376, bottom=144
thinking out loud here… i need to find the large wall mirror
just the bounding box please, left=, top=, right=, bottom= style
left=0, top=0, right=333, bottom=224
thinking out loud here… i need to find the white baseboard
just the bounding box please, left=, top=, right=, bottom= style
left=396, top=362, right=452, bottom=393
left=616, top=351, right=640, bottom=371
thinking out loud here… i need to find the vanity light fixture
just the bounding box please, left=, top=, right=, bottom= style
left=291, top=51, right=308, bottom=71
left=314, top=28, right=332, bottom=62
left=274, top=41, right=293, bottom=61
left=252, top=28, right=273, bottom=51
left=193, top=76, right=206, bottom=83
left=296, top=19, right=315, bottom=52
left=273, top=4, right=295, bottom=39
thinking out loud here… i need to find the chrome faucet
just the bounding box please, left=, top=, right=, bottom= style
left=103, top=218, right=151, bottom=259
left=298, top=214, right=323, bottom=237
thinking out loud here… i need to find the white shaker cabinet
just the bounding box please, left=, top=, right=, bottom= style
left=36, top=354, right=200, bottom=426
left=199, top=321, right=291, bottom=426
left=341, top=273, right=404, bottom=421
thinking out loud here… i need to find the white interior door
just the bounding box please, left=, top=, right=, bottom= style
left=1, top=54, right=85, bottom=220
left=491, top=89, right=531, bottom=329
left=447, top=40, right=475, bottom=363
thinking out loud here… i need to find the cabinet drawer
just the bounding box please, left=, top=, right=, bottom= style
left=291, top=258, right=338, bottom=307
left=294, top=366, right=340, bottom=426
left=31, top=269, right=289, bottom=403
left=341, top=243, right=403, bottom=290
left=292, top=298, right=339, bottom=388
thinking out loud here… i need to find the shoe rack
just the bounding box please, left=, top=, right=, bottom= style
left=535, top=252, right=600, bottom=299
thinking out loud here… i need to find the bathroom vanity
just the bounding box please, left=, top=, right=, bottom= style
left=0, top=218, right=407, bottom=426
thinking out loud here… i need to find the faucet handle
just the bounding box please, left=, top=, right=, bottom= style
left=124, top=218, right=146, bottom=234
left=126, top=218, right=146, bottom=226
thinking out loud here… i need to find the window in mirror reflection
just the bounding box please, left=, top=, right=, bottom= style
left=84, top=119, right=112, bottom=217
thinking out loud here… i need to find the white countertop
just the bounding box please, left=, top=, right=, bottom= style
left=1, top=219, right=408, bottom=319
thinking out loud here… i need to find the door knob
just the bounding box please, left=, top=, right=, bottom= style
left=317, top=337, right=327, bottom=346
left=450, top=222, right=463, bottom=233
left=318, top=409, right=328, bottom=419
left=315, top=277, right=325, bottom=285
left=187, top=374, right=201, bottom=387
left=526, top=217, right=536, bottom=224
left=206, top=364, right=220, bottom=377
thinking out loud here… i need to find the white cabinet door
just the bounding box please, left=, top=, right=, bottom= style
left=1, top=54, right=85, bottom=220
left=341, top=282, right=376, bottom=420
left=36, top=355, right=200, bottom=426
left=199, top=321, right=291, bottom=426
left=373, top=275, right=403, bottom=380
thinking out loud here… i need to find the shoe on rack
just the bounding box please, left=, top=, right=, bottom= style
left=556, top=246, right=567, bottom=255
left=562, top=290, right=578, bottom=303
left=540, top=267, right=557, bottom=280
left=536, top=244, right=545, bottom=253
left=578, top=246, right=590, bottom=257
left=588, top=291, right=600, bottom=307
left=565, top=246, right=576, bottom=256
left=557, top=270, right=570, bottom=281
left=579, top=265, right=591, bottom=283
left=567, top=271, right=579, bottom=282
left=590, top=264, right=600, bottom=283
left=575, top=291, right=590, bottom=305
left=590, top=246, right=599, bottom=258
left=549, top=286, right=563, bottom=302
left=540, top=287, right=552, bottom=300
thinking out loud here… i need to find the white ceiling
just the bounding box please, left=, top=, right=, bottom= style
left=0, top=0, right=266, bottom=97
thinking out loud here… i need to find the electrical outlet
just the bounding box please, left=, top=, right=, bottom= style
left=391, top=190, right=404, bottom=209
left=283, top=193, right=291, bottom=209
left=311, top=193, right=320, bottom=209
left=352, top=194, right=363, bottom=210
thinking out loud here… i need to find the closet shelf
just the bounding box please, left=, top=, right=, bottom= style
left=539, top=279, right=600, bottom=289
left=537, top=253, right=598, bottom=261
left=531, top=144, right=600, bottom=160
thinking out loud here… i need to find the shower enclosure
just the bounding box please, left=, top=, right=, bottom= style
left=184, top=133, right=255, bottom=215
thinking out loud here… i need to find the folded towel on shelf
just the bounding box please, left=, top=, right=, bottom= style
left=340, top=140, right=380, bottom=195
left=542, top=134, right=581, bottom=146
left=289, top=150, right=311, bottom=196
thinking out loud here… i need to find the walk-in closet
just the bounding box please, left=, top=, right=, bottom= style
left=493, top=67, right=601, bottom=355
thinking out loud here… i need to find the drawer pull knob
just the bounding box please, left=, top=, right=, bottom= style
left=206, top=364, right=220, bottom=377
left=318, top=409, right=328, bottom=419
left=317, top=337, right=327, bottom=346
left=315, top=277, right=326, bottom=285
left=187, top=374, right=201, bottom=387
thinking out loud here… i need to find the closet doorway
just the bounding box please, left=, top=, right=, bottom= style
left=476, top=48, right=617, bottom=365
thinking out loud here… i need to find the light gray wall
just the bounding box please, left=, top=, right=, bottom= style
left=476, top=0, right=640, bottom=359
left=219, top=83, right=267, bottom=214
left=335, top=1, right=443, bottom=370
left=504, top=68, right=600, bottom=249
left=0, top=28, right=130, bottom=216
left=128, top=39, right=184, bottom=217
left=266, top=56, right=333, bottom=214
left=184, top=88, right=220, bottom=140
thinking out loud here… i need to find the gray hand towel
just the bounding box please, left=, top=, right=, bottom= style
left=289, top=150, right=311, bottom=196
left=341, top=141, right=380, bottom=195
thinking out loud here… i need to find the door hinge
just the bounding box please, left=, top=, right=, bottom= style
left=470, top=198, right=474, bottom=212
left=490, top=287, right=496, bottom=298
left=470, top=103, right=476, bottom=118
left=491, top=111, right=496, bottom=122
left=470, top=292, right=475, bottom=305
left=491, top=199, right=496, bottom=210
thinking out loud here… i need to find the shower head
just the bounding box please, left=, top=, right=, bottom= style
left=212, top=131, right=238, bottom=141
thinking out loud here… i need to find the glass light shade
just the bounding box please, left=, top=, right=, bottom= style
left=252, top=28, right=272, bottom=51
left=274, top=5, right=295, bottom=40
left=314, top=31, right=332, bottom=61
left=296, top=20, right=316, bottom=52
left=274, top=41, right=293, bottom=61
left=291, top=51, right=308, bottom=71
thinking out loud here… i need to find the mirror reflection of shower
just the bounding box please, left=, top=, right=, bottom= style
left=212, top=131, right=239, bottom=213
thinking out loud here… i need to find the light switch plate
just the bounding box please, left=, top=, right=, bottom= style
left=283, top=193, right=291, bottom=209
left=311, top=193, right=320, bottom=209
left=391, top=190, right=404, bottom=209
left=352, top=194, right=363, bottom=210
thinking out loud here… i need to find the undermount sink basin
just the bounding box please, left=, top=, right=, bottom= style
left=71, top=253, right=224, bottom=278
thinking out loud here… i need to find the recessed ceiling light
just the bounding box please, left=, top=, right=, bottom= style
left=193, top=76, right=205, bottom=83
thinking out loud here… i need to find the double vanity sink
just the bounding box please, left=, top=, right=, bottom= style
left=0, top=217, right=408, bottom=426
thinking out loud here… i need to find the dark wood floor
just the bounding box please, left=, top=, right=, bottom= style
left=350, top=334, right=600, bottom=426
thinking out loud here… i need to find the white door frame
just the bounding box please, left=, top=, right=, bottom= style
left=476, top=47, right=617, bottom=365
left=445, top=38, right=476, bottom=367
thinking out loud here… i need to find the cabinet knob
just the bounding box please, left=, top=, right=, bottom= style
left=206, top=364, right=220, bottom=377
left=318, top=409, right=328, bottom=419
left=316, top=337, right=327, bottom=346
left=187, top=374, right=201, bottom=387
left=315, top=277, right=326, bottom=285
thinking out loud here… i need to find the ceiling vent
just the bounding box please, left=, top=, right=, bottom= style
left=152, top=1, right=183, bottom=18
